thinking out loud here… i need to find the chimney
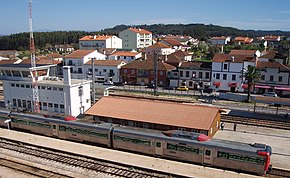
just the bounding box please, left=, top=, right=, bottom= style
left=63, top=66, right=71, bottom=85
left=231, top=56, right=235, bottom=62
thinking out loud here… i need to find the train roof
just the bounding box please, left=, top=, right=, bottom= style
left=10, top=111, right=112, bottom=131
left=113, top=126, right=266, bottom=154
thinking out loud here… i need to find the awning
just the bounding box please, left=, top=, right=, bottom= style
left=213, top=82, right=221, bottom=87
left=255, top=85, right=271, bottom=89
left=228, top=82, right=237, bottom=87
left=242, top=84, right=248, bottom=89
left=274, top=87, right=290, bottom=91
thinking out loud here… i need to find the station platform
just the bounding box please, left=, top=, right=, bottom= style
left=0, top=128, right=260, bottom=178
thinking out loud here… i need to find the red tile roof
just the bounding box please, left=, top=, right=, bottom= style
left=0, top=59, right=18, bottom=65
left=79, top=35, right=113, bottom=41
left=128, top=28, right=152, bottom=34
left=147, top=42, right=170, bottom=49
left=47, top=53, right=63, bottom=58
left=85, top=59, right=126, bottom=66
left=256, top=61, right=289, bottom=70
left=161, top=39, right=182, bottom=46
left=64, top=50, right=95, bottom=58
left=122, top=58, right=175, bottom=71
left=213, top=53, right=255, bottom=63
left=85, top=96, right=220, bottom=130
left=260, top=51, right=277, bottom=59
left=234, top=37, right=253, bottom=43
left=229, top=50, right=257, bottom=56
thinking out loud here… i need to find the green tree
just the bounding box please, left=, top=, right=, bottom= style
left=241, top=65, right=261, bottom=102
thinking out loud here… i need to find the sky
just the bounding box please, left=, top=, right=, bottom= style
left=1, top=0, right=290, bottom=35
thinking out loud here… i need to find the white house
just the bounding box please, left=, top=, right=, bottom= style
left=210, top=36, right=231, bottom=45
left=84, top=60, right=127, bottom=83
left=144, top=42, right=175, bottom=56
left=211, top=53, right=256, bottom=92
left=79, top=35, right=122, bottom=49
left=108, top=50, right=142, bottom=62
left=64, top=50, right=106, bottom=79
left=119, top=28, right=152, bottom=50
left=0, top=63, right=91, bottom=117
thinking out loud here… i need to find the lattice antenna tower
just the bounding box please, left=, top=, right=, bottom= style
left=29, top=0, right=39, bottom=112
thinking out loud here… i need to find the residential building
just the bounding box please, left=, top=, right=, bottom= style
left=0, top=61, right=91, bottom=117
left=259, top=51, right=288, bottom=65
left=119, top=28, right=152, bottom=50
left=176, top=61, right=212, bottom=90
left=120, top=56, right=176, bottom=86
left=159, top=39, right=182, bottom=50
left=163, top=35, right=198, bottom=46
left=0, top=50, right=18, bottom=59
left=256, top=61, right=290, bottom=96
left=210, top=36, right=231, bottom=45
left=108, top=50, right=142, bottom=62
left=211, top=53, right=256, bottom=92
left=165, top=50, right=192, bottom=67
left=143, top=42, right=175, bottom=56
left=79, top=35, right=122, bottom=49
left=54, top=44, right=74, bottom=53
left=63, top=50, right=106, bottom=79
left=85, top=96, right=221, bottom=138
left=233, top=37, right=253, bottom=45
left=84, top=59, right=127, bottom=83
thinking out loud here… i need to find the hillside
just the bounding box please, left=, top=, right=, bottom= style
left=1, top=23, right=290, bottom=50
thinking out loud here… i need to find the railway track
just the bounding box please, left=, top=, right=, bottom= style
left=221, top=115, right=290, bottom=130
left=268, top=167, right=290, bottom=178
left=0, top=157, right=72, bottom=178
left=0, top=137, right=188, bottom=178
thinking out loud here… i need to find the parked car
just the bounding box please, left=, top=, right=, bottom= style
left=146, top=83, right=155, bottom=89
left=177, top=86, right=189, bottom=91
left=263, top=92, right=277, bottom=97
left=103, top=81, right=113, bottom=85
left=113, top=82, right=124, bottom=86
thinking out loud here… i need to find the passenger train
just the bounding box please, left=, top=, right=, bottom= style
left=0, top=109, right=272, bottom=176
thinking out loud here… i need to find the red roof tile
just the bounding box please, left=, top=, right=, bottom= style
left=213, top=53, right=255, bottom=63
left=85, top=59, right=126, bottom=66
left=111, top=51, right=139, bottom=57
left=147, top=42, right=170, bottom=49
left=64, top=50, right=95, bottom=58
left=20, top=56, right=61, bottom=65
left=229, top=50, right=257, bottom=56
left=256, top=61, right=289, bottom=70
left=211, top=36, right=229, bottom=40
left=85, top=96, right=220, bottom=130
left=122, top=58, right=175, bottom=71
left=128, top=28, right=152, bottom=34
left=161, top=39, right=182, bottom=46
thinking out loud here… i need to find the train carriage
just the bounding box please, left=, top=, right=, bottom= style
left=56, top=121, right=111, bottom=147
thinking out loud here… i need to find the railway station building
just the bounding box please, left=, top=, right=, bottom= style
left=85, top=96, right=222, bottom=137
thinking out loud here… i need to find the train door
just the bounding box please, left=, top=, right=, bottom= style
left=203, top=148, right=213, bottom=165
left=154, top=140, right=163, bottom=156
left=52, top=124, right=58, bottom=137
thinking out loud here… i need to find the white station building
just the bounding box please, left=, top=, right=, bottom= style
left=0, top=63, right=91, bottom=117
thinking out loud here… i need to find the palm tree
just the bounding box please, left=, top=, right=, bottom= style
left=241, top=65, right=261, bottom=102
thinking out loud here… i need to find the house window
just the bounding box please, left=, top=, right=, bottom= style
left=124, top=69, right=127, bottom=73
left=270, top=75, right=274, bottom=81
left=223, top=63, right=228, bottom=70
left=223, top=74, right=227, bottom=80
left=205, top=72, right=210, bottom=79
left=261, top=75, right=265, bottom=80
left=180, top=71, right=183, bottom=77
left=103, top=69, right=107, bottom=73
left=189, top=81, right=193, bottom=86
left=192, top=72, right=196, bottom=78
left=232, top=74, right=236, bottom=81
left=216, top=73, right=220, bottom=79
left=159, top=71, right=164, bottom=76
left=185, top=71, right=189, bottom=77
left=279, top=76, right=283, bottom=82
left=199, top=72, right=203, bottom=78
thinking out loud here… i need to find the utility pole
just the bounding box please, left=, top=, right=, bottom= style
left=153, top=51, right=158, bottom=96
left=29, top=0, right=39, bottom=112
left=91, top=58, right=96, bottom=104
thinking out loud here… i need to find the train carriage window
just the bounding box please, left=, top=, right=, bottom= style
left=59, top=126, right=66, bottom=131
left=205, top=150, right=211, bottom=156
left=156, top=142, right=161, bottom=147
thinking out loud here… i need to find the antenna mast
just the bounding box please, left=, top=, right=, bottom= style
left=29, top=0, right=39, bottom=112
